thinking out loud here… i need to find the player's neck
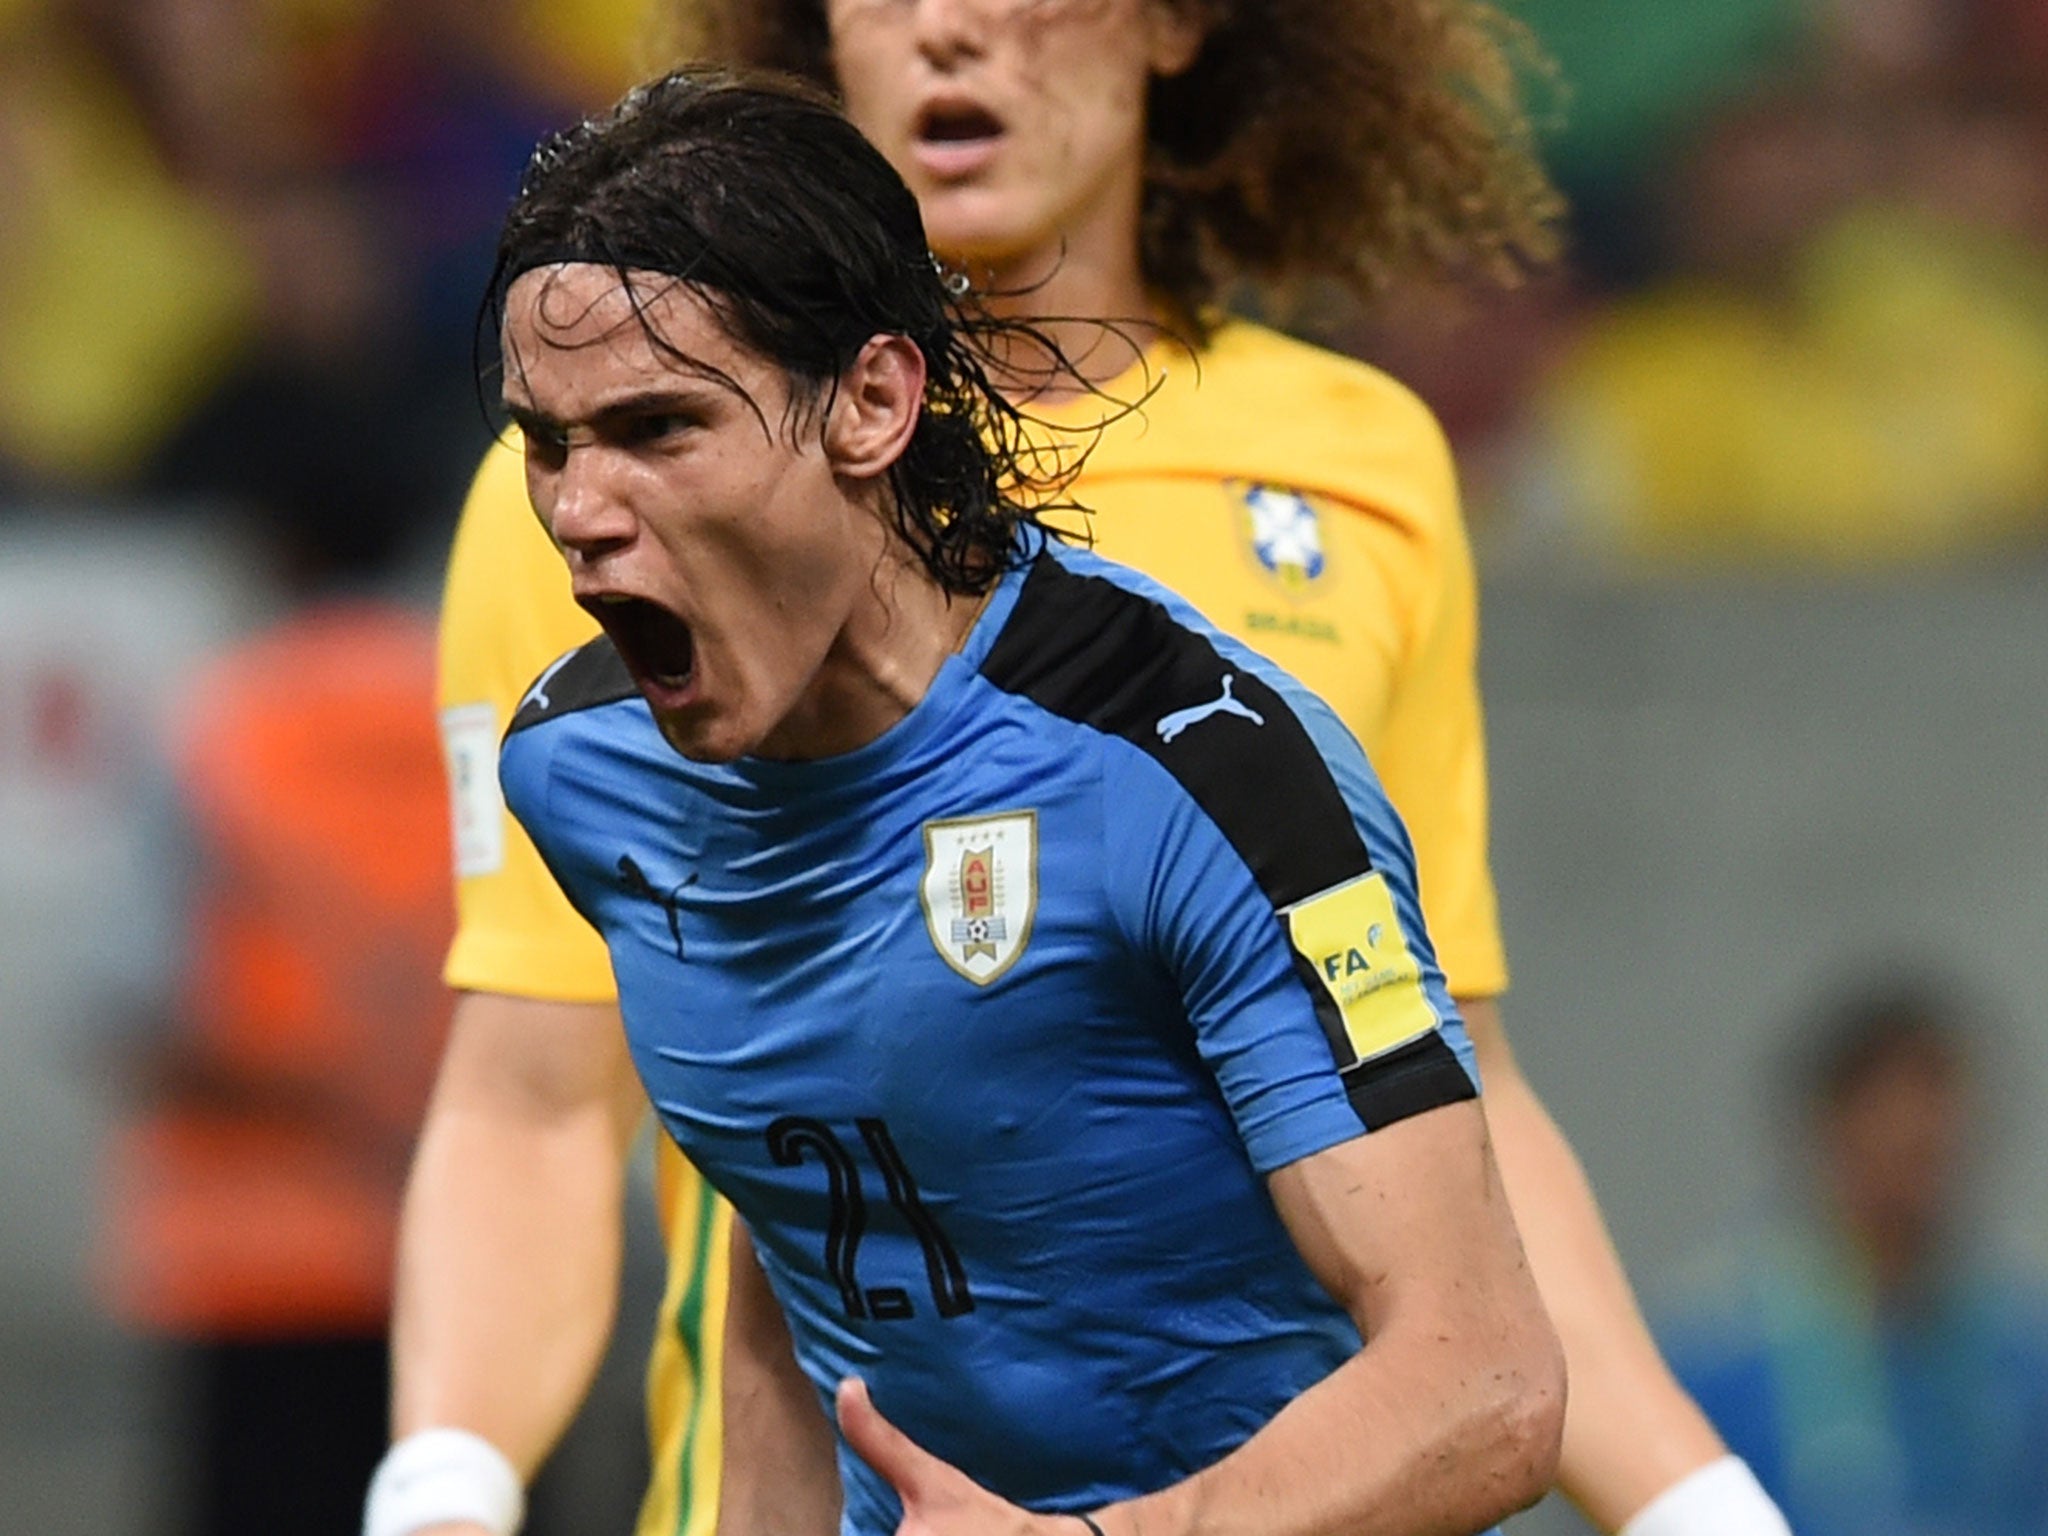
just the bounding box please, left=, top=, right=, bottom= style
left=754, top=546, right=983, bottom=763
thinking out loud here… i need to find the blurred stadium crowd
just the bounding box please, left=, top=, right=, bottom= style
left=1, top=1, right=2046, bottom=1534
left=0, top=0, right=661, bottom=552
left=1341, top=0, right=2048, bottom=567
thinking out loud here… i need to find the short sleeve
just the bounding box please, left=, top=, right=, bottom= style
left=1101, top=730, right=1478, bottom=1177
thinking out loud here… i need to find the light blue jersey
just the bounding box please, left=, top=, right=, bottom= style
left=502, top=538, right=1485, bottom=1536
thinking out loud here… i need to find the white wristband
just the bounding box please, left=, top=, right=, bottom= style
left=364, top=1427, right=525, bottom=1536
left=1619, top=1457, right=1791, bottom=1536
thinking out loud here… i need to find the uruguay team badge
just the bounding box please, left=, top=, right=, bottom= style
left=919, top=810, right=1037, bottom=985
left=1240, top=483, right=1327, bottom=589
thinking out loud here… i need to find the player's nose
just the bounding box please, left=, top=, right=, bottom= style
left=548, top=453, right=637, bottom=566
left=913, top=0, right=991, bottom=68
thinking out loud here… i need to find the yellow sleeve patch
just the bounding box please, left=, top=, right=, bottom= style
left=1284, top=872, right=1439, bottom=1064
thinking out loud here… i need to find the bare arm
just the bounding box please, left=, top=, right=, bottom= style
left=1459, top=997, right=1727, bottom=1531
left=716, top=1217, right=844, bottom=1536
left=840, top=1099, right=1564, bottom=1536
left=390, top=988, right=646, bottom=1482
left=1120, top=1099, right=1563, bottom=1536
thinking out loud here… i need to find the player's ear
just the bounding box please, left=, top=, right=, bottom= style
left=824, top=334, right=925, bottom=482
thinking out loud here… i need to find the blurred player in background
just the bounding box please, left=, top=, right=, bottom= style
left=393, top=2, right=1791, bottom=1535
left=1660, top=973, right=2048, bottom=1536
left=97, top=492, right=452, bottom=1536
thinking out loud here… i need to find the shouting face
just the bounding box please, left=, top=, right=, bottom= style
left=500, top=263, right=921, bottom=763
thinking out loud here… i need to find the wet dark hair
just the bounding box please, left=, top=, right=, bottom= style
left=481, top=67, right=1072, bottom=595
left=665, top=0, right=1562, bottom=336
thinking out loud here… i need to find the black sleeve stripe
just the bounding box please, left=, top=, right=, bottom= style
left=981, top=554, right=1464, bottom=1126
left=506, top=637, right=636, bottom=738
left=979, top=554, right=1371, bottom=906
left=1342, top=1033, right=1478, bottom=1127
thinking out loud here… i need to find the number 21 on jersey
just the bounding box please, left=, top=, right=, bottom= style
left=767, top=1116, right=975, bottom=1321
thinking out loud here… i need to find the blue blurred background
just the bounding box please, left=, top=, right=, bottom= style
left=1, top=1, right=2043, bottom=1531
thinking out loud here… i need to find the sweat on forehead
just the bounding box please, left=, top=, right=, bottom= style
left=499, top=264, right=787, bottom=444
left=506, top=263, right=731, bottom=356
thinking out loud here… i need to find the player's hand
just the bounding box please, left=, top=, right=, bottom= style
left=837, top=1378, right=1078, bottom=1536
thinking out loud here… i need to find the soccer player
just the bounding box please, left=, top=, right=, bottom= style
left=397, top=6, right=1791, bottom=1536
left=371, top=69, right=1563, bottom=1536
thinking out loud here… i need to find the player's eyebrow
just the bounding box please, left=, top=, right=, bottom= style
left=504, top=388, right=717, bottom=441
left=502, top=400, right=564, bottom=443
left=587, top=387, right=715, bottom=425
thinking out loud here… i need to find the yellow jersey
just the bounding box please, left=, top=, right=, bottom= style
left=435, top=317, right=1505, bottom=1536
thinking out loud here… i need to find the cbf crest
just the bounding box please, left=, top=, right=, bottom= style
left=919, top=810, right=1037, bottom=985
left=1239, top=483, right=1327, bottom=590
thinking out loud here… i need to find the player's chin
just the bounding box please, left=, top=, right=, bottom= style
left=653, top=702, right=747, bottom=764
left=922, top=196, right=1046, bottom=271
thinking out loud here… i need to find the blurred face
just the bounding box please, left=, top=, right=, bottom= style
left=827, top=0, right=1205, bottom=278
left=500, top=264, right=891, bottom=763
left=1820, top=1052, right=1969, bottom=1275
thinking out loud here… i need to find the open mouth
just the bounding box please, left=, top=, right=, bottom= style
left=583, top=593, right=695, bottom=693
left=917, top=102, right=1005, bottom=148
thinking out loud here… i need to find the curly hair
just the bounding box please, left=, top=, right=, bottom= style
left=658, top=0, right=1562, bottom=333
left=482, top=68, right=1077, bottom=595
